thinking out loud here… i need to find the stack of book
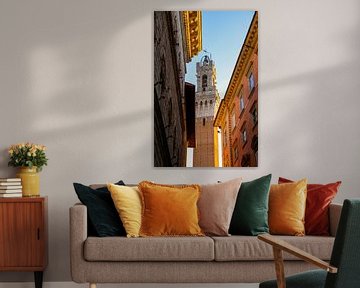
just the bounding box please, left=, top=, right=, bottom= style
left=0, top=178, right=22, bottom=197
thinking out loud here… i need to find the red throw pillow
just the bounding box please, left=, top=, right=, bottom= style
left=278, top=177, right=341, bottom=236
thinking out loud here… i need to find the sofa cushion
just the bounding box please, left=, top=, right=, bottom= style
left=84, top=236, right=214, bottom=261
left=212, top=236, right=334, bottom=261
left=229, top=174, right=271, bottom=236
left=73, top=181, right=126, bottom=237
left=198, top=178, right=242, bottom=236
left=138, top=181, right=203, bottom=237
left=269, top=179, right=307, bottom=236
left=108, top=184, right=142, bottom=238
left=279, top=177, right=341, bottom=236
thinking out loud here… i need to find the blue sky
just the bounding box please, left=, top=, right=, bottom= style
left=185, top=10, right=255, bottom=99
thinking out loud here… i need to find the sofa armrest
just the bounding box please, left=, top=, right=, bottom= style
left=329, top=203, right=342, bottom=237
left=69, top=203, right=88, bottom=283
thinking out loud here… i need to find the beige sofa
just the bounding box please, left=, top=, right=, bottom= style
left=70, top=203, right=342, bottom=287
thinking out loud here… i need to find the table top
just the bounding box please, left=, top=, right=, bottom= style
left=0, top=196, right=47, bottom=203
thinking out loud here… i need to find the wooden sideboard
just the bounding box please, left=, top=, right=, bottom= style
left=0, top=197, right=48, bottom=288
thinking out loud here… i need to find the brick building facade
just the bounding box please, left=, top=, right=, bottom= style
left=214, top=12, right=258, bottom=167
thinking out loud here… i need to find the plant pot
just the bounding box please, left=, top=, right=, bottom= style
left=16, top=167, right=40, bottom=197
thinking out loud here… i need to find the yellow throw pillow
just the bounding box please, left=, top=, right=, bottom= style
left=107, top=183, right=142, bottom=238
left=138, top=181, right=204, bottom=237
left=269, top=179, right=307, bottom=236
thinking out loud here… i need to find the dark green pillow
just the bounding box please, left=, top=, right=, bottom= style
left=73, top=181, right=126, bottom=237
left=229, top=174, right=272, bottom=236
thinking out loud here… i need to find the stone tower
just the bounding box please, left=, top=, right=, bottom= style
left=193, top=55, right=220, bottom=167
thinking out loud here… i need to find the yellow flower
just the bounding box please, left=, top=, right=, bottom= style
left=8, top=149, right=13, bottom=155
left=27, top=152, right=32, bottom=157
left=36, top=145, right=46, bottom=151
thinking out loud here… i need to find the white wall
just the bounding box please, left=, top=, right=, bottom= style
left=0, top=0, right=359, bottom=283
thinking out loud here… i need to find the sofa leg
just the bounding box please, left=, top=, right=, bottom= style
left=89, top=283, right=96, bottom=288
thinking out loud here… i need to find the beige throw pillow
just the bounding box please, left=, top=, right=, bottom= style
left=198, top=178, right=242, bottom=236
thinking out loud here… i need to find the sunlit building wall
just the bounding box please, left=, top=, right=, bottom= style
left=214, top=12, right=258, bottom=167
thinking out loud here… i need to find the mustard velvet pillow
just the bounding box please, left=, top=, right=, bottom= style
left=107, top=183, right=142, bottom=238
left=138, top=181, right=203, bottom=237
left=269, top=179, right=307, bottom=236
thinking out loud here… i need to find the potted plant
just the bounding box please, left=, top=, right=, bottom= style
left=8, top=143, right=48, bottom=197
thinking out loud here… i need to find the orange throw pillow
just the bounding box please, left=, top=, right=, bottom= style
left=269, top=179, right=307, bottom=236
left=279, top=177, right=341, bottom=235
left=138, top=181, right=203, bottom=237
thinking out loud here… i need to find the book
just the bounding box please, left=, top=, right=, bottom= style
left=0, top=178, right=21, bottom=182
left=0, top=189, right=22, bottom=193
left=0, top=193, right=22, bottom=198
left=0, top=185, right=22, bottom=189
left=0, top=182, right=22, bottom=186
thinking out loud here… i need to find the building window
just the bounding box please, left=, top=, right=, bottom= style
left=202, top=75, right=207, bottom=91
left=233, top=146, right=238, bottom=160
left=223, top=126, right=227, bottom=147
left=237, top=87, right=243, bottom=98
left=241, top=154, right=251, bottom=167
left=200, top=101, right=203, bottom=106
left=159, top=55, right=167, bottom=95
left=250, top=104, right=258, bottom=125
left=242, top=128, right=247, bottom=143
left=167, top=99, right=172, bottom=128
left=203, top=118, right=205, bottom=126
left=248, top=72, right=255, bottom=92
left=252, top=135, right=258, bottom=166
left=172, top=125, right=177, bottom=155
left=251, top=135, right=258, bottom=154
left=205, top=100, right=207, bottom=106
left=231, top=112, right=236, bottom=131
left=210, top=100, right=213, bottom=105
left=240, top=96, right=245, bottom=112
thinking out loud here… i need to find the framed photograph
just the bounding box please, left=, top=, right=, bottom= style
left=154, top=11, right=258, bottom=167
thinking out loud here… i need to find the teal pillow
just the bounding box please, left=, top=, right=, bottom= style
left=229, top=174, right=272, bottom=236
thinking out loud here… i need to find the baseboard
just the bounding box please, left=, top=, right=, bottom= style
left=0, top=282, right=259, bottom=288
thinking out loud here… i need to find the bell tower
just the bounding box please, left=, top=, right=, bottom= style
left=193, top=55, right=220, bottom=167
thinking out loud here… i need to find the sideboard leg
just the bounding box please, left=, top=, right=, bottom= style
left=34, top=271, right=43, bottom=288
left=90, top=283, right=97, bottom=288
